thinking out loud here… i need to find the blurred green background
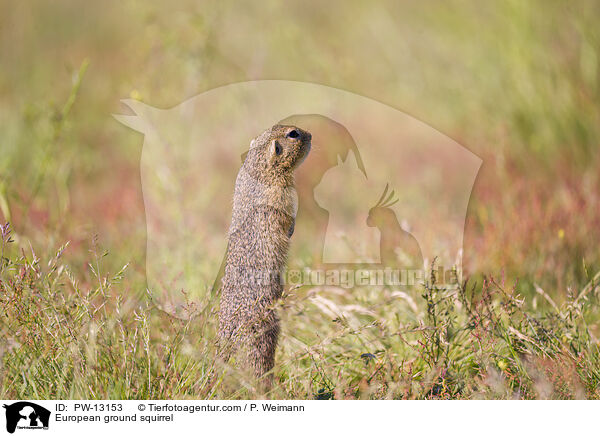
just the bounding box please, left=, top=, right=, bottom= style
left=2, top=0, right=600, bottom=400
left=1, top=0, right=599, bottom=293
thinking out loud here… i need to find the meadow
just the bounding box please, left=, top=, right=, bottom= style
left=1, top=0, right=599, bottom=399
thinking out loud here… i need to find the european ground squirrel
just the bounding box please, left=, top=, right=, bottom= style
left=218, top=124, right=312, bottom=384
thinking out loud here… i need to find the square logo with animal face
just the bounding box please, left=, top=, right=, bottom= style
left=3, top=402, right=51, bottom=434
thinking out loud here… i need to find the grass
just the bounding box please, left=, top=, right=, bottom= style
left=1, top=0, right=600, bottom=399
left=1, top=223, right=599, bottom=399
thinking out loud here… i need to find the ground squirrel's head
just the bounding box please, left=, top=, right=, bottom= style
left=244, top=124, right=312, bottom=184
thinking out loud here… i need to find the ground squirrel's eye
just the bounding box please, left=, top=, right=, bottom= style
left=287, top=129, right=300, bottom=139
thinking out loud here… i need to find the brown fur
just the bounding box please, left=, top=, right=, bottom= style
left=218, top=124, right=311, bottom=386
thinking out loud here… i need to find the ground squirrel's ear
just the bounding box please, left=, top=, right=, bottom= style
left=250, top=139, right=256, bottom=148
left=270, top=139, right=282, bottom=158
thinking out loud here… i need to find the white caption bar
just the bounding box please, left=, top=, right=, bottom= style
left=0, top=400, right=594, bottom=436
